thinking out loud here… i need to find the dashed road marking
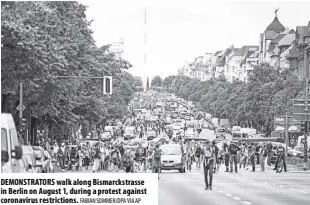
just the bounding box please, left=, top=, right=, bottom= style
left=279, top=185, right=285, bottom=188
left=225, top=193, right=232, bottom=197
left=290, top=188, right=295, bottom=191
left=233, top=197, right=241, bottom=201
left=241, top=201, right=252, bottom=205
left=263, top=181, right=268, bottom=184
left=272, top=183, right=277, bottom=186
left=300, top=191, right=307, bottom=194
left=219, top=190, right=224, bottom=193
left=214, top=187, right=217, bottom=190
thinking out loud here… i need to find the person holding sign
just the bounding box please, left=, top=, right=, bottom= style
left=202, top=140, right=216, bottom=190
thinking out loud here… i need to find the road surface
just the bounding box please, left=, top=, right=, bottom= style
left=159, top=165, right=310, bottom=205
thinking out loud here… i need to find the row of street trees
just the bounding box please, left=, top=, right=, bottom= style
left=1, top=1, right=142, bottom=140
left=163, top=64, right=304, bottom=135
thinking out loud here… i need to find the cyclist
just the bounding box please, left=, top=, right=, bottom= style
left=273, top=144, right=287, bottom=172
left=110, top=144, right=121, bottom=171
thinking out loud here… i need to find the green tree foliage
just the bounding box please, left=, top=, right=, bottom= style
left=133, top=76, right=144, bottom=92
left=1, top=1, right=135, bottom=136
left=151, top=75, right=163, bottom=87
left=169, top=64, right=303, bottom=135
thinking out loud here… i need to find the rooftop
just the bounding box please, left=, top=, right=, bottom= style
left=266, top=16, right=286, bottom=33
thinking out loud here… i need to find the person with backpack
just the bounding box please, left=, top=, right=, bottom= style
left=249, top=142, right=256, bottom=172
left=150, top=144, right=162, bottom=179
left=202, top=140, right=216, bottom=190
left=195, top=142, right=202, bottom=170
left=122, top=148, right=135, bottom=173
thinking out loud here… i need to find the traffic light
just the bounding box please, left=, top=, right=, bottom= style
left=21, top=118, right=26, bottom=131
left=103, top=76, right=112, bottom=94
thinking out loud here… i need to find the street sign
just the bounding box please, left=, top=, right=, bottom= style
left=293, top=99, right=310, bottom=121
left=16, top=104, right=26, bottom=112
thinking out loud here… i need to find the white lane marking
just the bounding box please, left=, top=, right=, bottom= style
left=225, top=193, right=232, bottom=197
left=242, top=201, right=252, bottom=205
left=219, top=190, right=224, bottom=193
left=214, top=187, right=217, bottom=190
left=300, top=191, right=307, bottom=194
left=263, top=181, right=268, bottom=184
left=272, top=183, right=277, bottom=186
left=279, top=185, right=285, bottom=188
left=290, top=188, right=295, bottom=191
left=233, top=197, right=241, bottom=201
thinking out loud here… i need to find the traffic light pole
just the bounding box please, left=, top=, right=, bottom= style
left=304, top=78, right=309, bottom=170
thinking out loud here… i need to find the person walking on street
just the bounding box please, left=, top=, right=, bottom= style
left=223, top=142, right=230, bottom=172
left=211, top=140, right=219, bottom=172
left=150, top=144, right=162, bottom=179
left=195, top=142, right=202, bottom=170
left=92, top=143, right=101, bottom=172
left=202, top=140, right=216, bottom=190
left=260, top=144, right=267, bottom=171
left=229, top=142, right=240, bottom=173
left=266, top=141, right=273, bottom=166
left=249, top=143, right=256, bottom=172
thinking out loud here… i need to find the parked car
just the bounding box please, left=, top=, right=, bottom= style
left=124, top=126, right=136, bottom=140
left=22, top=145, right=40, bottom=173
left=32, top=146, right=49, bottom=173
left=288, top=147, right=304, bottom=158
left=1, top=113, right=23, bottom=173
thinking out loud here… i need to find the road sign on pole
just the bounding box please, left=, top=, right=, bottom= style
left=293, top=99, right=310, bottom=121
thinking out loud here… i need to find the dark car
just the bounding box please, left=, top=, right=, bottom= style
left=146, top=131, right=156, bottom=141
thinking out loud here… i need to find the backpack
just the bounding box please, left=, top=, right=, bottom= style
left=123, top=150, right=131, bottom=163
left=195, top=147, right=201, bottom=157
left=154, top=149, right=161, bottom=160
left=263, top=148, right=267, bottom=157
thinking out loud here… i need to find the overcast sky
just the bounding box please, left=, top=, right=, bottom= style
left=80, top=0, right=310, bottom=80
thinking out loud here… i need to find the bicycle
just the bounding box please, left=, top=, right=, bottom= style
left=276, top=155, right=284, bottom=173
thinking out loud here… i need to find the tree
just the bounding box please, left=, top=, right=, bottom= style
left=1, top=1, right=135, bottom=139
left=151, top=75, right=163, bottom=87
left=133, top=76, right=144, bottom=92
left=165, top=63, right=303, bottom=135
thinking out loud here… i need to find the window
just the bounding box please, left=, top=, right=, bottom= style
left=160, top=146, right=182, bottom=155
left=1, top=128, right=8, bottom=151
left=9, top=128, right=18, bottom=149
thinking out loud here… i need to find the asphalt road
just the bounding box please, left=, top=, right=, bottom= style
left=159, top=164, right=310, bottom=205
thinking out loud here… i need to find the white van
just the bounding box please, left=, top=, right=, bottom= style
left=1, top=113, right=23, bottom=173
